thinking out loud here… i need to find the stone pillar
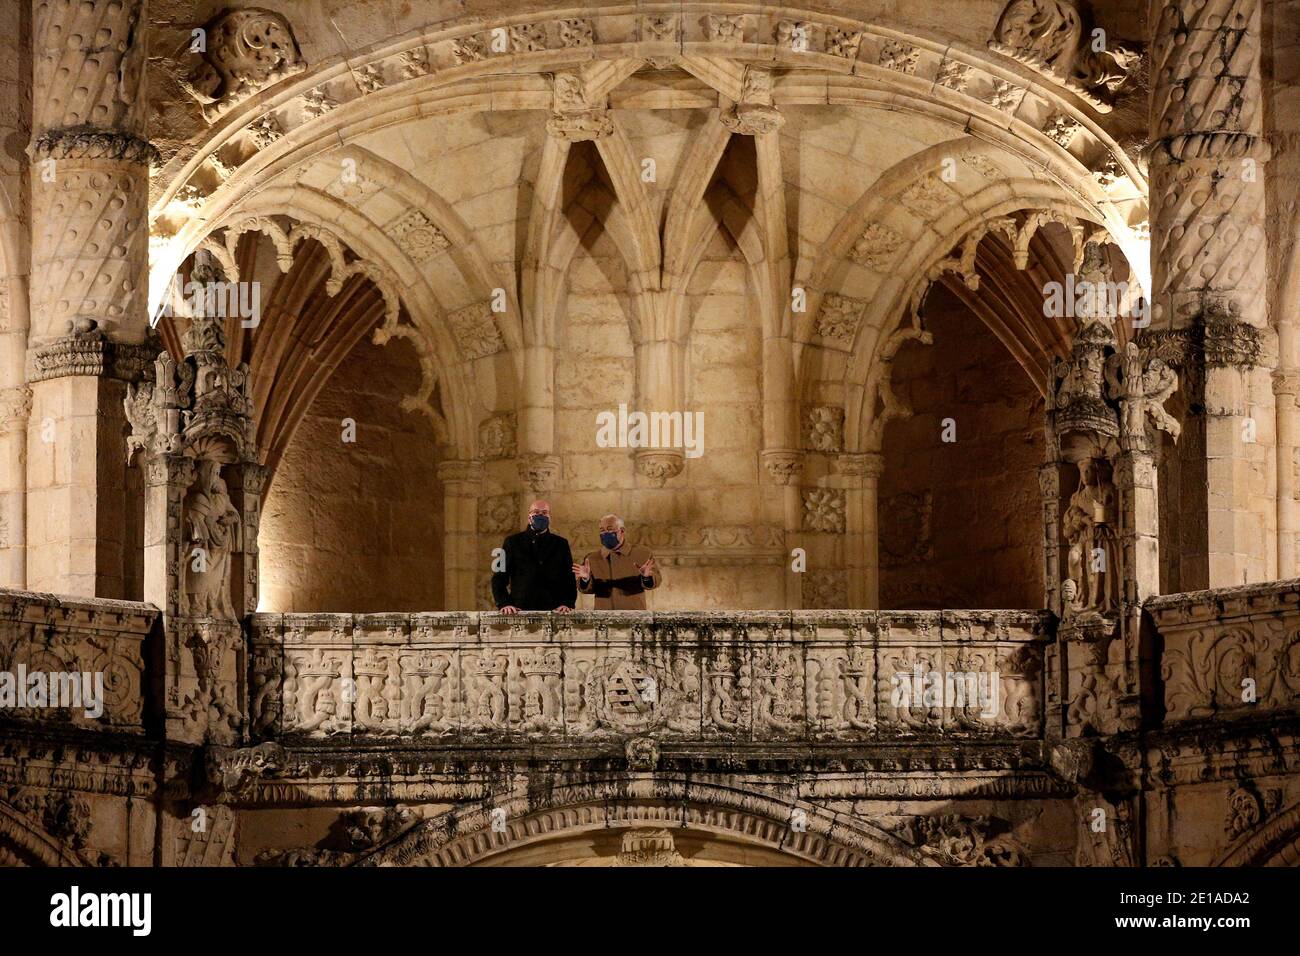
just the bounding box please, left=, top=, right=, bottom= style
left=836, top=452, right=884, bottom=608
left=761, top=449, right=804, bottom=606
left=0, top=386, right=31, bottom=586
left=1272, top=371, right=1299, bottom=578
left=25, top=0, right=155, bottom=597
left=437, top=460, right=483, bottom=609
left=1149, top=0, right=1275, bottom=588
left=0, top=1, right=30, bottom=590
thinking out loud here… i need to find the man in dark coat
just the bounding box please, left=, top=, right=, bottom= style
left=491, top=499, right=577, bottom=613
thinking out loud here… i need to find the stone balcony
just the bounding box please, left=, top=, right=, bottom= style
left=0, top=588, right=158, bottom=733
left=247, top=609, right=1051, bottom=745
left=1146, top=578, right=1300, bottom=723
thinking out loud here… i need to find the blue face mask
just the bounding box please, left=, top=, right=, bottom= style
left=600, top=531, right=621, bottom=550
left=529, top=514, right=549, bottom=532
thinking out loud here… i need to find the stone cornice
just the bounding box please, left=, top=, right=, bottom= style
left=28, top=333, right=160, bottom=383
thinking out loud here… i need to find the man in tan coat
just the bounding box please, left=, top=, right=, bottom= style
left=573, top=514, right=661, bottom=609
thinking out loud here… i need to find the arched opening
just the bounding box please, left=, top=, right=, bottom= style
left=879, top=283, right=1046, bottom=609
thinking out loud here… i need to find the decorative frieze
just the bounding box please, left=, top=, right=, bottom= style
left=246, top=610, right=1049, bottom=742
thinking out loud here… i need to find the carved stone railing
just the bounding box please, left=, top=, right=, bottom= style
left=248, top=610, right=1050, bottom=744
left=0, top=588, right=158, bottom=733
left=1147, top=580, right=1300, bottom=723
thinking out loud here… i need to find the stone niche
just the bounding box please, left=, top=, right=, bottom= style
left=879, top=285, right=1045, bottom=610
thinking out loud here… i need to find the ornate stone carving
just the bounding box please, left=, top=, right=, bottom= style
left=211, top=742, right=286, bottom=795
left=478, top=494, right=519, bottom=536
left=879, top=39, right=920, bottom=74
left=897, top=813, right=1027, bottom=866
left=703, top=14, right=746, bottom=42
left=641, top=14, right=679, bottom=42
left=826, top=28, right=863, bottom=59
left=989, top=0, right=1140, bottom=108
left=448, top=302, right=505, bottom=359
left=33, top=0, right=146, bottom=135
left=849, top=223, right=905, bottom=269
left=1043, top=113, right=1083, bottom=148
left=814, top=293, right=866, bottom=348
left=247, top=112, right=284, bottom=148
left=31, top=332, right=157, bottom=383
left=354, top=64, right=385, bottom=94
left=451, top=35, right=484, bottom=65
left=518, top=455, right=562, bottom=493
left=898, top=176, right=953, bottom=218
left=478, top=412, right=517, bottom=460
left=1062, top=458, right=1120, bottom=617
left=300, top=86, right=338, bottom=119
left=760, top=449, right=804, bottom=486
left=936, top=59, right=972, bottom=92
left=180, top=8, right=305, bottom=119
left=989, top=80, right=1026, bottom=111
left=802, top=405, right=844, bottom=452
left=556, top=19, right=595, bottom=48
left=182, top=460, right=243, bottom=621
left=398, top=46, right=430, bottom=80
left=508, top=23, right=548, bottom=53
left=389, top=210, right=451, bottom=263
left=802, top=489, right=846, bottom=533
left=634, top=449, right=685, bottom=486
left=547, top=72, right=615, bottom=141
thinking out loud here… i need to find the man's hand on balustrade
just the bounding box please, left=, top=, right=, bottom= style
left=500, top=605, right=520, bottom=614
left=554, top=605, right=572, bottom=614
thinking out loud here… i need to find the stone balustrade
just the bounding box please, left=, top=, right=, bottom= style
left=1147, top=579, right=1300, bottom=722
left=0, top=588, right=158, bottom=732
left=248, top=609, right=1050, bottom=743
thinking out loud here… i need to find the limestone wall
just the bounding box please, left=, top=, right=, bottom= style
left=259, top=336, right=443, bottom=612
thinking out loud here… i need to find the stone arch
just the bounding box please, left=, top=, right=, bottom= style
left=1215, top=800, right=1300, bottom=867
left=155, top=191, right=492, bottom=464
left=354, top=775, right=934, bottom=867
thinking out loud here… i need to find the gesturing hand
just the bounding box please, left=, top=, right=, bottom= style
left=638, top=557, right=656, bottom=577
left=572, top=559, right=591, bottom=582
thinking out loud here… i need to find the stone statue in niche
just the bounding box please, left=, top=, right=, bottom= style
left=183, top=460, right=242, bottom=620
left=1062, top=458, right=1120, bottom=616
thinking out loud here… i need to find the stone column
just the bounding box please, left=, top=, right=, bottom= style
left=761, top=449, right=803, bottom=606
left=1272, top=371, right=1299, bottom=578
left=1149, top=0, right=1275, bottom=587
left=437, top=460, right=483, bottom=609
left=25, top=0, right=155, bottom=597
left=836, top=452, right=884, bottom=608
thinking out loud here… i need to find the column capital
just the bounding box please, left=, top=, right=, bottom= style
left=760, top=448, right=804, bottom=486
left=29, top=332, right=159, bottom=383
